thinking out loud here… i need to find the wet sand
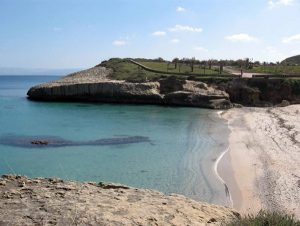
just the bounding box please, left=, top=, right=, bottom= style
left=220, top=106, right=300, bottom=218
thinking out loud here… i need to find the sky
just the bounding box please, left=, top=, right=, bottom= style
left=0, top=0, right=300, bottom=69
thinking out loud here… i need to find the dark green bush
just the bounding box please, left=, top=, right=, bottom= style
left=283, top=79, right=300, bottom=95
left=227, top=211, right=300, bottom=226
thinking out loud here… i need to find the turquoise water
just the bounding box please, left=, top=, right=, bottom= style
left=0, top=76, right=230, bottom=205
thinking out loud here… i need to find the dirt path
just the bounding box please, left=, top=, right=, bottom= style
left=224, top=66, right=269, bottom=78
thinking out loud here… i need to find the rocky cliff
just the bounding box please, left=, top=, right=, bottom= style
left=0, top=175, right=240, bottom=225
left=27, top=67, right=233, bottom=109
left=220, top=78, right=300, bottom=107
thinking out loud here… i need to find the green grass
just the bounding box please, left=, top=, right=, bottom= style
left=137, top=60, right=222, bottom=75
left=99, top=58, right=162, bottom=82
left=227, top=211, right=300, bottom=226
left=98, top=58, right=233, bottom=82
left=247, top=65, right=300, bottom=75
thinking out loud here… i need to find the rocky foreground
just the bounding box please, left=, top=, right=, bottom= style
left=0, top=175, right=240, bottom=225
left=27, top=67, right=232, bottom=109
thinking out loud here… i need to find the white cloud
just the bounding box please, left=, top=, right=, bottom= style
left=169, top=25, right=203, bottom=33
left=225, top=33, right=258, bottom=42
left=268, top=0, right=295, bottom=8
left=194, top=46, right=208, bottom=52
left=282, top=34, right=300, bottom=43
left=176, top=6, right=186, bottom=12
left=113, top=40, right=127, bottom=46
left=152, top=31, right=166, bottom=37
left=170, top=39, right=180, bottom=44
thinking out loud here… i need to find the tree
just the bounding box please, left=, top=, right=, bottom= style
left=155, top=57, right=164, bottom=62
left=245, top=58, right=249, bottom=68
left=167, top=62, right=171, bottom=72
left=254, top=61, right=260, bottom=66
left=172, top=58, right=179, bottom=69
left=190, top=57, right=196, bottom=72
left=219, top=61, right=224, bottom=74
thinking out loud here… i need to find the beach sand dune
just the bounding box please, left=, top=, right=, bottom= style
left=222, top=105, right=300, bottom=218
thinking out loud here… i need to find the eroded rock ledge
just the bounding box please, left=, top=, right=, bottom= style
left=0, top=175, right=239, bottom=225
left=27, top=67, right=233, bottom=109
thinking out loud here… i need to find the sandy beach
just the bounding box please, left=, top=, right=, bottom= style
left=219, top=105, right=300, bottom=218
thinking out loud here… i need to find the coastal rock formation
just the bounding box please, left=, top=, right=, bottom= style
left=221, top=78, right=300, bottom=107
left=27, top=67, right=233, bottom=109
left=161, top=77, right=232, bottom=109
left=0, top=175, right=240, bottom=225
left=224, top=79, right=261, bottom=106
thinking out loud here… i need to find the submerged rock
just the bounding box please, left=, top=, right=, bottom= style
left=0, top=134, right=150, bottom=148
left=31, top=140, right=49, bottom=145
left=27, top=67, right=233, bottom=109
left=0, top=175, right=240, bottom=225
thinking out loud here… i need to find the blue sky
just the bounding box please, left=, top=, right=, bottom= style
left=0, top=0, right=300, bottom=69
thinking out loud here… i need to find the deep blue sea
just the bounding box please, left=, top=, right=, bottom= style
left=0, top=76, right=230, bottom=206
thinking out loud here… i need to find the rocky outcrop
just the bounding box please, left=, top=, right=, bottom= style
left=220, top=78, right=300, bottom=107
left=28, top=80, right=163, bottom=104
left=223, top=79, right=261, bottom=106
left=27, top=68, right=233, bottom=109
left=0, top=175, right=240, bottom=225
left=162, top=79, right=232, bottom=109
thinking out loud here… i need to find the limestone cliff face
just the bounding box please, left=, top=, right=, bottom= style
left=27, top=67, right=233, bottom=109
left=222, top=78, right=300, bottom=107
left=28, top=80, right=163, bottom=104
left=0, top=175, right=240, bottom=225
left=162, top=79, right=232, bottom=109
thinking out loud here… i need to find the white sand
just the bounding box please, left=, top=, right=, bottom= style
left=221, top=105, right=300, bottom=218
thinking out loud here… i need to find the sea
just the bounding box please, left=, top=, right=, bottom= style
left=0, top=75, right=231, bottom=206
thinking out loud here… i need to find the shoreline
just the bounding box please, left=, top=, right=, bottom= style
left=214, top=110, right=233, bottom=208
left=177, top=109, right=232, bottom=207
left=219, top=106, right=300, bottom=218
left=214, top=146, right=233, bottom=208
left=216, top=109, right=261, bottom=214
left=199, top=110, right=233, bottom=207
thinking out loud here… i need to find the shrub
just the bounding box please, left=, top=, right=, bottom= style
left=283, top=79, right=300, bottom=95
left=227, top=211, right=300, bottom=226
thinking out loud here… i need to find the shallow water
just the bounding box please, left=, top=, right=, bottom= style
left=0, top=76, right=230, bottom=205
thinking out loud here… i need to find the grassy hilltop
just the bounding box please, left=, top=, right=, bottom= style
left=282, top=55, right=300, bottom=65
left=98, top=58, right=234, bottom=83
left=99, top=57, right=300, bottom=82
left=136, top=60, right=220, bottom=75
left=247, top=65, right=300, bottom=75
left=244, top=55, right=300, bottom=75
